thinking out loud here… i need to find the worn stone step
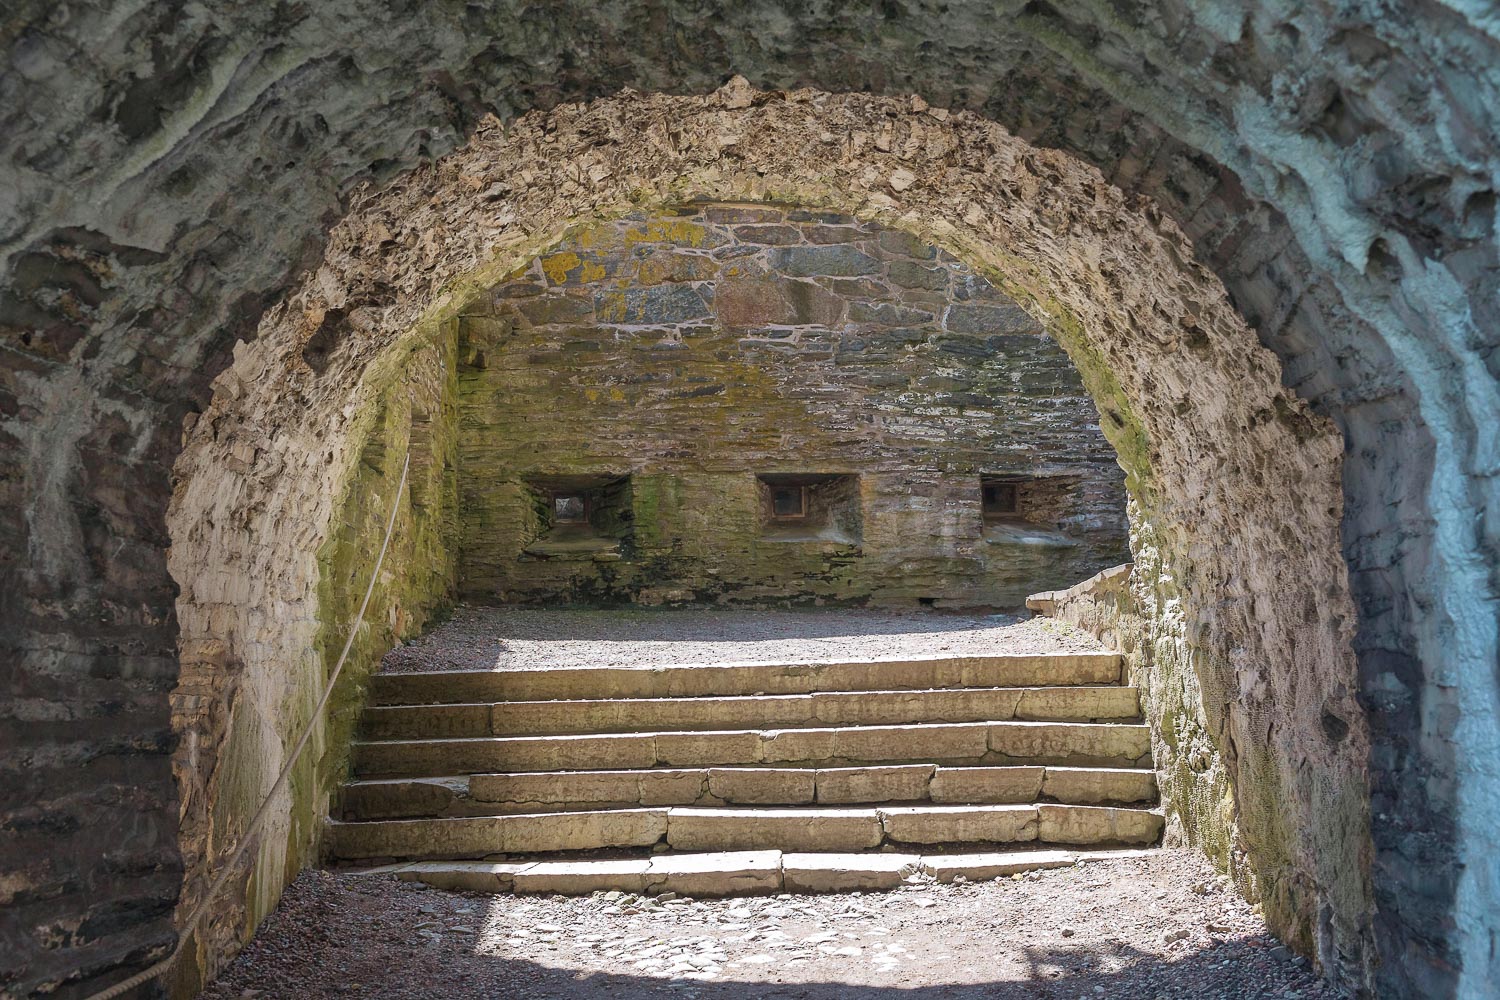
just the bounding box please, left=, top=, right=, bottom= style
left=369, top=652, right=1123, bottom=706
left=352, top=720, right=1153, bottom=778
left=338, top=764, right=1158, bottom=819
left=326, top=808, right=670, bottom=861
left=353, top=847, right=1161, bottom=896
left=324, top=803, right=1163, bottom=861
left=361, top=685, right=1142, bottom=739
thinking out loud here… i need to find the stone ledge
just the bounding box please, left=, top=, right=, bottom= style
left=1026, top=562, right=1132, bottom=615
left=353, top=846, right=1161, bottom=896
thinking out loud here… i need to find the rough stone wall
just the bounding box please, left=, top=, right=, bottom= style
left=457, top=205, right=1127, bottom=608
left=164, top=331, right=460, bottom=996
left=155, top=87, right=1363, bottom=996
left=1029, top=551, right=1243, bottom=912
left=3, top=3, right=1496, bottom=995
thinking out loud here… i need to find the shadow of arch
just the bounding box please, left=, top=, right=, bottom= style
left=166, top=82, right=1366, bottom=995
left=196, top=867, right=1328, bottom=1000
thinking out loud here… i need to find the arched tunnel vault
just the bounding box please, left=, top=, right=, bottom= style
left=5, top=5, right=1498, bottom=999
left=166, top=85, right=1365, bottom=993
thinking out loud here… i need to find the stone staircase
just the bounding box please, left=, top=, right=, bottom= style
left=327, top=650, right=1163, bottom=894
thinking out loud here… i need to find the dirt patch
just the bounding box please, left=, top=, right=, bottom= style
left=203, top=849, right=1338, bottom=998
left=379, top=606, right=1104, bottom=674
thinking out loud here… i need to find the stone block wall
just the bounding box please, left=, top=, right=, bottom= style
left=454, top=205, right=1129, bottom=608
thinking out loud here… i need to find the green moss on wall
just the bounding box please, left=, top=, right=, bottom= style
left=306, top=327, right=462, bottom=866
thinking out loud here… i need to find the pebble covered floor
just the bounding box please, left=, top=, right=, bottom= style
left=203, top=850, right=1340, bottom=999
left=379, top=606, right=1104, bottom=674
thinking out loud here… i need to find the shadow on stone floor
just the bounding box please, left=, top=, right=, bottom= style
left=195, top=869, right=1333, bottom=1000
left=310, top=940, right=1327, bottom=999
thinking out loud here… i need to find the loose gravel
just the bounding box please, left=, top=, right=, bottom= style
left=380, top=606, right=1103, bottom=674
left=204, top=849, right=1340, bottom=999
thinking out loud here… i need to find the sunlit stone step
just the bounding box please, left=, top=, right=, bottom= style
left=368, top=652, right=1123, bottom=706
left=360, top=685, right=1141, bottom=739
left=337, top=764, right=1158, bottom=819
left=352, top=720, right=1153, bottom=778
left=323, top=803, right=1163, bottom=861
left=350, top=846, right=1158, bottom=896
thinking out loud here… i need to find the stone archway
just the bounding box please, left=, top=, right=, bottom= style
left=166, top=81, right=1366, bottom=992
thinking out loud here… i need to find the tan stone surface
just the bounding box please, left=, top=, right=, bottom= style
left=364, top=704, right=493, bottom=739
left=782, top=852, right=917, bottom=892
left=815, top=765, right=935, bottom=803
left=1037, top=804, right=1163, bottom=845
left=929, top=766, right=1045, bottom=804
left=470, top=770, right=646, bottom=807
left=986, top=722, right=1150, bottom=765
left=337, top=778, right=468, bottom=819
left=878, top=804, right=1038, bottom=845
left=834, top=723, right=990, bottom=762
left=499, top=809, right=671, bottom=854
left=393, top=861, right=532, bottom=892
left=644, top=850, right=783, bottom=895
left=760, top=728, right=840, bottom=763
left=666, top=808, right=883, bottom=852
left=638, top=770, right=713, bottom=806
left=328, top=808, right=671, bottom=859
left=1042, top=766, right=1158, bottom=804
left=370, top=653, right=1127, bottom=706
left=922, top=850, right=1077, bottom=882
left=810, top=689, right=1022, bottom=726
left=1013, top=687, right=1139, bottom=722
left=513, top=859, right=651, bottom=894
left=654, top=731, right=765, bottom=767
left=707, top=768, right=815, bottom=805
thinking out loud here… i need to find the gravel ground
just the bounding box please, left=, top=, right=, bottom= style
left=204, top=850, right=1339, bottom=999
left=380, top=606, right=1103, bottom=674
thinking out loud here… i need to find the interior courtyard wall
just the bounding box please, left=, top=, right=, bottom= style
left=4, top=4, right=1497, bottom=997
left=456, top=204, right=1128, bottom=608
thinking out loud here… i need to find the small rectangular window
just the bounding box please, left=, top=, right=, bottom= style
left=982, top=480, right=1018, bottom=516
left=770, top=485, right=808, bottom=519
left=552, top=493, right=589, bottom=524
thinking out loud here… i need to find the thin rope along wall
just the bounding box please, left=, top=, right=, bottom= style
left=88, top=453, right=411, bottom=1000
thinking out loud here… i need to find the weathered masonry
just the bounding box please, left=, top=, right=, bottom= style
left=457, top=205, right=1128, bottom=607
left=6, top=5, right=1500, bottom=997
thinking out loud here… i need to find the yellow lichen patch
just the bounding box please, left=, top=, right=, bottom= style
left=541, top=251, right=582, bottom=285
left=623, top=219, right=713, bottom=247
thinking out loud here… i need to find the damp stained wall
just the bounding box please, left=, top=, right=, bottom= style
left=454, top=205, right=1130, bottom=608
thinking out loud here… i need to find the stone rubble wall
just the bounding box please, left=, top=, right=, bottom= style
left=456, top=204, right=1128, bottom=608
left=158, top=86, right=1366, bottom=995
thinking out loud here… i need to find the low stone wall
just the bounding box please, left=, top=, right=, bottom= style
left=1026, top=562, right=1133, bottom=649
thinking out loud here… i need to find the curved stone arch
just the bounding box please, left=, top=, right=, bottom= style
left=168, top=83, right=1365, bottom=988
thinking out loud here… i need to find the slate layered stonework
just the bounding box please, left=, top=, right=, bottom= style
left=454, top=206, right=1128, bottom=608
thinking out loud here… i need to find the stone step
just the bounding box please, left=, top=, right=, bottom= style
left=350, top=846, right=1159, bottom=896
left=360, top=685, right=1141, bottom=739
left=324, top=803, right=1163, bottom=861
left=338, top=765, right=1158, bottom=819
left=352, top=720, right=1153, bottom=778
left=369, top=652, right=1122, bottom=706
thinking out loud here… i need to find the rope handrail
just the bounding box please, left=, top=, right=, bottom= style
left=87, top=451, right=411, bottom=1000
